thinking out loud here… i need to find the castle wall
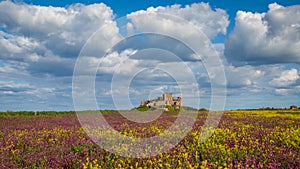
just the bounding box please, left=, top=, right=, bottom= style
left=141, top=93, right=182, bottom=109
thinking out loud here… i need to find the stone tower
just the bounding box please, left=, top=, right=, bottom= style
left=163, top=93, right=173, bottom=102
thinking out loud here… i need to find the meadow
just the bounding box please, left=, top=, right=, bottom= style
left=0, top=109, right=299, bottom=168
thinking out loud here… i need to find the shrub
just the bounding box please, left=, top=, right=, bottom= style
left=136, top=105, right=150, bottom=112
left=199, top=108, right=209, bottom=112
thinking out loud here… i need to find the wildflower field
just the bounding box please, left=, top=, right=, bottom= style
left=0, top=110, right=299, bottom=168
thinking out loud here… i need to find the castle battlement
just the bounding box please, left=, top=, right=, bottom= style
left=140, top=93, right=182, bottom=109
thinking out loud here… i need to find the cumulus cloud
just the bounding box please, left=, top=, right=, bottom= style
left=126, top=3, right=229, bottom=61
left=225, top=3, right=300, bottom=65
left=226, top=65, right=265, bottom=88
left=269, top=68, right=299, bottom=87
left=0, top=1, right=120, bottom=77
left=127, top=3, right=229, bottom=38
left=28, top=55, right=75, bottom=76
left=0, top=31, right=41, bottom=62
left=0, top=1, right=115, bottom=58
left=98, top=49, right=139, bottom=74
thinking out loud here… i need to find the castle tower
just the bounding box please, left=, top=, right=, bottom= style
left=163, top=93, right=173, bottom=106
left=163, top=93, right=173, bottom=102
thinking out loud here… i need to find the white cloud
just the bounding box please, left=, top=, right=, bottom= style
left=225, top=65, right=265, bottom=88
left=0, top=1, right=121, bottom=77
left=275, top=89, right=289, bottom=95
left=0, top=64, right=17, bottom=73
left=0, top=80, right=52, bottom=97
left=127, top=3, right=229, bottom=38
left=0, top=31, right=41, bottom=61
left=269, top=68, right=299, bottom=87
left=126, top=3, right=229, bottom=61
left=0, top=81, right=32, bottom=92
left=225, top=3, right=300, bottom=65
left=0, top=1, right=118, bottom=58
left=74, top=49, right=139, bottom=76
left=98, top=49, right=139, bottom=74
left=0, top=1, right=115, bottom=48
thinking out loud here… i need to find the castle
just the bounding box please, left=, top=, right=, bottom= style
left=140, top=93, right=182, bottom=109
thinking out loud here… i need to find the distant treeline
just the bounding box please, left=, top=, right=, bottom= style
left=0, top=110, right=126, bottom=116
left=0, top=111, right=76, bottom=116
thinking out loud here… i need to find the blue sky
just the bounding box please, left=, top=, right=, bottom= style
left=0, top=0, right=300, bottom=111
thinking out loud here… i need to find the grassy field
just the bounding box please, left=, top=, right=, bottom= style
left=0, top=110, right=299, bottom=168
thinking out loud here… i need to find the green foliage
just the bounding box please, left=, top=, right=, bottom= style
left=135, top=105, right=150, bottom=112
left=100, top=110, right=118, bottom=114
left=165, top=105, right=174, bottom=111
left=165, top=105, right=180, bottom=112
left=199, top=108, right=209, bottom=112
left=181, top=106, right=197, bottom=111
